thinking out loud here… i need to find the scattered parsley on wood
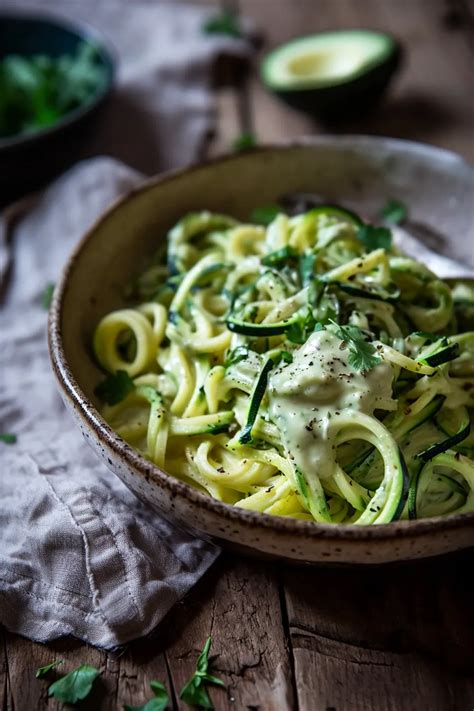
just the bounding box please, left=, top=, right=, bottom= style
left=357, top=224, right=392, bottom=251
left=94, top=370, right=135, bottom=405
left=47, top=664, right=100, bottom=704
left=0, top=433, right=17, bottom=444
left=202, top=9, right=242, bottom=38
left=41, top=282, right=55, bottom=309
left=330, top=321, right=381, bottom=373
left=232, top=130, right=257, bottom=152
left=123, top=680, right=170, bottom=711
left=35, top=659, right=63, bottom=678
left=380, top=198, right=408, bottom=225
left=249, top=204, right=280, bottom=226
left=179, top=637, right=225, bottom=709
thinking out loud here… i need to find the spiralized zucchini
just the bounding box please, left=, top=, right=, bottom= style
left=93, top=207, right=474, bottom=524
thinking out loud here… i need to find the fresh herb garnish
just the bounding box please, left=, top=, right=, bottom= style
left=261, top=245, right=297, bottom=268
left=299, top=252, right=316, bottom=287
left=35, top=660, right=63, bottom=678
left=232, top=131, right=257, bottom=152
left=380, top=199, right=407, bottom=225
left=94, top=370, right=135, bottom=405
left=280, top=350, right=293, bottom=364
left=286, top=309, right=318, bottom=345
left=124, top=680, right=170, bottom=711
left=0, top=433, right=17, bottom=444
left=47, top=664, right=100, bottom=704
left=202, top=9, right=242, bottom=38
left=179, top=637, right=225, bottom=709
left=224, top=345, right=249, bottom=368
left=357, top=225, right=392, bottom=251
left=0, top=43, right=106, bottom=139
left=330, top=321, right=381, bottom=373
left=41, top=283, right=55, bottom=310
left=250, top=205, right=281, bottom=226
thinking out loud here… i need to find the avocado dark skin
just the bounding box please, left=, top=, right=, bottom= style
left=270, top=44, right=403, bottom=122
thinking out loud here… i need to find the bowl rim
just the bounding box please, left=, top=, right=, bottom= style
left=48, top=135, right=474, bottom=542
left=0, top=8, right=116, bottom=151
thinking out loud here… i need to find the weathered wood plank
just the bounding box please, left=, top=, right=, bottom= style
left=161, top=556, right=294, bottom=710
left=283, top=549, right=474, bottom=711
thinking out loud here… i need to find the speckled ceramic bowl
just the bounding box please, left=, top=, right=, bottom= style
left=49, top=137, right=474, bottom=565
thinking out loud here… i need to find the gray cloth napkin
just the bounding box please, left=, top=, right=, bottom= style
left=0, top=0, right=252, bottom=649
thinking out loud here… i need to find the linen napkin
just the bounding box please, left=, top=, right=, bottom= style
left=0, top=1, right=253, bottom=649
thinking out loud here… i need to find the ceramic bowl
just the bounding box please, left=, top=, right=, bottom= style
left=49, top=137, right=474, bottom=565
left=0, top=11, right=115, bottom=205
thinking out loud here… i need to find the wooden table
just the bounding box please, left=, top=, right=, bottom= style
left=2, top=1, right=473, bottom=709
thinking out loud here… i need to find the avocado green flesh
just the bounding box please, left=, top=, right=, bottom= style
left=263, top=31, right=396, bottom=89
left=261, top=30, right=401, bottom=119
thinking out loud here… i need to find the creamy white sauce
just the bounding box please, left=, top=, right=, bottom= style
left=268, top=330, right=395, bottom=480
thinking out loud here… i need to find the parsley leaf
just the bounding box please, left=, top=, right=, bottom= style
left=123, top=680, right=170, bottom=711
left=35, top=660, right=63, bottom=678
left=0, top=433, right=17, bottom=444
left=330, top=321, right=381, bottom=373
left=232, top=131, right=257, bottom=152
left=357, top=225, right=392, bottom=251
left=380, top=199, right=407, bottom=225
left=94, top=370, right=135, bottom=405
left=280, top=350, right=293, bottom=364
left=179, top=637, right=224, bottom=710
left=261, top=245, right=298, bottom=268
left=47, top=664, right=100, bottom=704
left=250, top=205, right=281, bottom=226
left=299, top=252, right=316, bottom=287
left=286, top=309, right=318, bottom=345
left=224, top=345, right=249, bottom=368
left=41, top=283, right=55, bottom=310
left=202, top=9, right=242, bottom=37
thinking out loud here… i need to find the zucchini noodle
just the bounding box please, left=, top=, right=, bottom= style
left=93, top=207, right=474, bottom=524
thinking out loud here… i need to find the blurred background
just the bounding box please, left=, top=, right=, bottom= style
left=1, top=0, right=473, bottom=204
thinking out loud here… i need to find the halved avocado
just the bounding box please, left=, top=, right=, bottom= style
left=260, top=30, right=402, bottom=120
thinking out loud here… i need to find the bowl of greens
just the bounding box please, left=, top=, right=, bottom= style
left=0, top=11, right=114, bottom=204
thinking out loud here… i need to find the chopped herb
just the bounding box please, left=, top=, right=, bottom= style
left=299, top=252, right=316, bottom=287
left=47, top=664, right=100, bottom=704
left=224, top=345, right=249, bottom=368
left=94, top=370, right=135, bottom=405
left=286, top=309, right=318, bottom=345
left=0, top=44, right=107, bottom=140
left=330, top=321, right=381, bottom=373
left=41, top=282, right=55, bottom=309
left=250, top=204, right=281, bottom=226
left=35, top=660, right=63, bottom=678
left=280, top=350, right=293, bottom=364
left=232, top=130, right=257, bottom=152
left=180, top=637, right=224, bottom=710
left=357, top=225, right=392, bottom=251
left=261, top=245, right=298, bottom=268
left=202, top=9, right=242, bottom=38
left=0, top=433, right=17, bottom=444
left=380, top=199, right=407, bottom=225
left=123, top=680, right=170, bottom=711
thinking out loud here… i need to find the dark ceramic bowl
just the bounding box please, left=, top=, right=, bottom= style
left=49, top=137, right=474, bottom=565
left=0, top=11, right=115, bottom=205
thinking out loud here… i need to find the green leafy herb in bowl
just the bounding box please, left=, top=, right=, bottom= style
left=0, top=41, right=107, bottom=139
